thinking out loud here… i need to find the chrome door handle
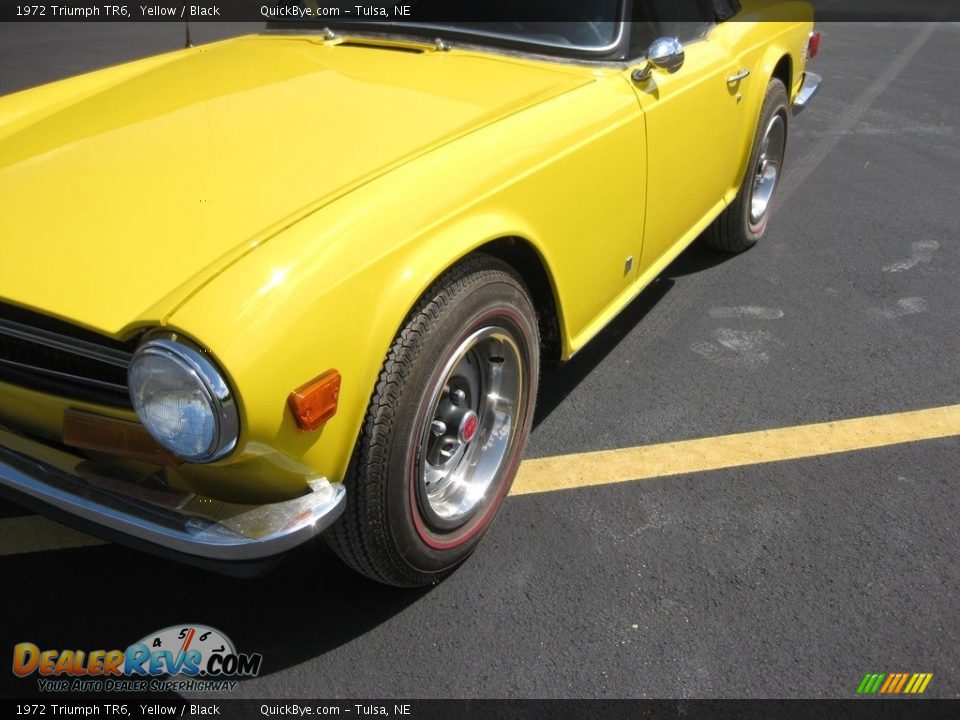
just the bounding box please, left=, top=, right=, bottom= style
left=726, top=69, right=751, bottom=84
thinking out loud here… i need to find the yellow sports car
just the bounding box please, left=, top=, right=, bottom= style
left=0, top=1, right=820, bottom=585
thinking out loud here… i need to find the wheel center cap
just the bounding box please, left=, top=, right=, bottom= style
left=458, top=411, right=479, bottom=443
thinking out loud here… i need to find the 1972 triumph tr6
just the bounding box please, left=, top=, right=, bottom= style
left=0, top=0, right=820, bottom=585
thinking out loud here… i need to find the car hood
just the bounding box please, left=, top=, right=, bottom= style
left=0, top=34, right=589, bottom=337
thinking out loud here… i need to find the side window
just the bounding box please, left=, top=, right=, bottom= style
left=629, top=0, right=714, bottom=58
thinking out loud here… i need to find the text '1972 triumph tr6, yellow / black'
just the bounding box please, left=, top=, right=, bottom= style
left=0, top=0, right=821, bottom=585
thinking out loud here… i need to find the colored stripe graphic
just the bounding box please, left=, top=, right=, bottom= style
left=894, top=673, right=909, bottom=693
left=857, top=672, right=932, bottom=694
left=857, top=673, right=885, bottom=694
left=907, top=673, right=934, bottom=694
left=880, top=674, right=897, bottom=693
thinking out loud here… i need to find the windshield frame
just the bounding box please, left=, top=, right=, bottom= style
left=265, top=2, right=631, bottom=61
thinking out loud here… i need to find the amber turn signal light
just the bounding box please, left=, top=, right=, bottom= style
left=288, top=370, right=341, bottom=431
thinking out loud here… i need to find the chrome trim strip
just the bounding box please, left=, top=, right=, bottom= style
left=0, top=318, right=131, bottom=368
left=0, top=356, right=128, bottom=393
left=792, top=72, right=822, bottom=115
left=0, top=430, right=346, bottom=562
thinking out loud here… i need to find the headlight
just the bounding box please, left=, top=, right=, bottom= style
left=128, top=337, right=239, bottom=463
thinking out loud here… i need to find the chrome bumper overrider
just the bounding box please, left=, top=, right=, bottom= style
left=792, top=72, right=822, bottom=115
left=0, top=427, right=345, bottom=563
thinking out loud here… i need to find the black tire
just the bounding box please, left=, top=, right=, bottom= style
left=707, top=78, right=790, bottom=253
left=326, top=254, right=540, bottom=587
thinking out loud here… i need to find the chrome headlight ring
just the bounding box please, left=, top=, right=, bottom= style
left=128, top=336, right=239, bottom=463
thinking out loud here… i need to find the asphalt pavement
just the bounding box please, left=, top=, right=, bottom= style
left=0, top=21, right=958, bottom=699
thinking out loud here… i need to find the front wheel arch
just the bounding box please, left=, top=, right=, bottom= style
left=476, top=237, right=564, bottom=369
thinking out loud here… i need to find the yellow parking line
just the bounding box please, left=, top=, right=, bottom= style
left=511, top=404, right=960, bottom=496
left=0, top=515, right=106, bottom=556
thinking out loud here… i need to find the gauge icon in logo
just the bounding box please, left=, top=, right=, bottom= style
left=130, top=624, right=235, bottom=677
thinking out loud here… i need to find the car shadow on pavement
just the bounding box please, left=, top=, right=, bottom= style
left=661, top=235, right=739, bottom=278
left=533, top=236, right=734, bottom=428
left=0, top=539, right=431, bottom=693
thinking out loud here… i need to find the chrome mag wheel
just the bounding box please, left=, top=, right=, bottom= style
left=417, top=326, right=524, bottom=532
left=749, top=111, right=787, bottom=232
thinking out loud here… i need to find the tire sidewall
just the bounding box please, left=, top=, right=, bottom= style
left=384, top=274, right=539, bottom=576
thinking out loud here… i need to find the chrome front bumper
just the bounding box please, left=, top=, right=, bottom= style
left=792, top=72, right=822, bottom=115
left=0, top=426, right=345, bottom=568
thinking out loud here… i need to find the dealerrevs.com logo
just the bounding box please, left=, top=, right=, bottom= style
left=12, top=624, right=262, bottom=693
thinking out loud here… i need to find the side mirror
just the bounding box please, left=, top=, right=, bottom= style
left=632, top=37, right=685, bottom=83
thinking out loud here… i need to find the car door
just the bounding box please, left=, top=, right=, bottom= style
left=625, top=0, right=748, bottom=271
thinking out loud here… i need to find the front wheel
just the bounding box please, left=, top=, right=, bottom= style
left=707, top=78, right=789, bottom=253
left=327, top=254, right=540, bottom=587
